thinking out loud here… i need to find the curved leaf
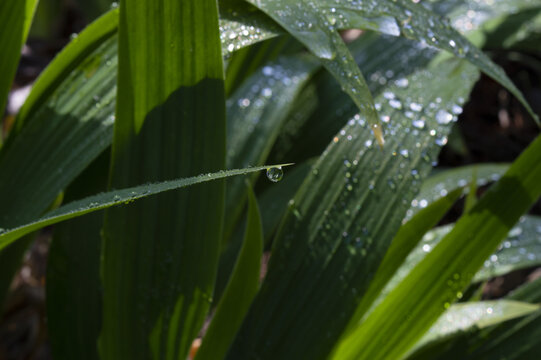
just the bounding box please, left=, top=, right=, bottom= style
left=224, top=55, right=318, bottom=239
left=226, top=58, right=480, bottom=360
left=196, top=184, right=263, bottom=360
left=416, top=300, right=539, bottom=350
left=335, top=132, right=541, bottom=360
left=46, top=152, right=109, bottom=360
left=409, top=163, right=509, bottom=218
left=0, top=165, right=289, bottom=251
left=0, top=0, right=38, bottom=117
left=346, top=188, right=464, bottom=331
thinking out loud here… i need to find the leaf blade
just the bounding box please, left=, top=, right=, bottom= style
left=196, top=184, right=263, bottom=360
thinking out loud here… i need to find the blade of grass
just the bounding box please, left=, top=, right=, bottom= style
left=0, top=0, right=38, bottom=117
left=406, top=276, right=541, bottom=360
left=416, top=300, right=539, bottom=349
left=246, top=0, right=385, bottom=145
left=344, top=187, right=464, bottom=334
left=100, top=1, right=226, bottom=359
left=46, top=152, right=109, bottom=360
left=196, top=183, right=263, bottom=360
left=334, top=132, right=541, bottom=360
left=0, top=165, right=289, bottom=251
left=0, top=10, right=119, bottom=310
left=224, top=55, right=318, bottom=241
left=226, top=58, right=480, bottom=360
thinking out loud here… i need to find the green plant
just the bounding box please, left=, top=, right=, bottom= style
left=1, top=0, right=541, bottom=359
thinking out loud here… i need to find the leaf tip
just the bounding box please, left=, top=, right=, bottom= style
left=371, top=124, right=385, bottom=148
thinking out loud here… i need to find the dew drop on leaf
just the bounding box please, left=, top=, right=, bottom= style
left=266, top=166, right=283, bottom=182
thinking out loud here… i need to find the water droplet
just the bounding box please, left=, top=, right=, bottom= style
left=410, top=102, right=423, bottom=112
left=395, top=78, right=409, bottom=88
left=399, top=149, right=409, bottom=158
left=412, top=119, right=425, bottom=129
left=508, top=226, right=522, bottom=238
left=422, top=244, right=431, bottom=252
left=262, top=66, right=274, bottom=76
left=266, top=167, right=283, bottom=182
left=436, top=109, right=453, bottom=124
left=113, top=195, right=121, bottom=202
left=389, top=99, right=402, bottom=109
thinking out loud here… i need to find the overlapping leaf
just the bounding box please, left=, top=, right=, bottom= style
left=0, top=166, right=285, bottom=251
left=335, top=132, right=541, bottom=359
left=0, top=0, right=38, bottom=117
left=196, top=184, right=263, bottom=360
left=227, top=57, right=480, bottom=359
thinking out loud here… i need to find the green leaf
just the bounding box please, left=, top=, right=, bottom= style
left=334, top=132, right=541, bottom=360
left=474, top=215, right=541, bottom=282
left=259, top=160, right=314, bottom=242
left=270, top=31, right=436, bottom=165
left=464, top=167, right=478, bottom=213
left=0, top=165, right=288, bottom=251
left=224, top=55, right=318, bottom=240
left=508, top=275, right=541, bottom=303
left=411, top=163, right=509, bottom=217
left=406, top=277, right=541, bottom=360
left=225, top=36, right=297, bottom=96
left=381, top=215, right=541, bottom=297
left=46, top=152, right=109, bottom=360
left=415, top=300, right=539, bottom=350
left=246, top=0, right=385, bottom=146
left=345, top=187, right=464, bottom=333
left=226, top=58, right=480, bottom=359
left=99, top=1, right=226, bottom=359
left=0, top=9, right=118, bottom=310
left=0, top=0, right=38, bottom=117
left=196, top=184, right=263, bottom=360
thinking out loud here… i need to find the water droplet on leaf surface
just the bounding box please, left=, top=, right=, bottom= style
left=266, top=167, right=283, bottom=182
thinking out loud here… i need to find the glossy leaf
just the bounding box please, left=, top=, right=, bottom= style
left=406, top=273, right=541, bottom=360
left=0, top=165, right=287, bottom=251
left=474, top=215, right=541, bottom=282
left=224, top=55, right=318, bottom=240
left=246, top=0, right=385, bottom=145
left=227, top=58, right=480, bottom=359
left=408, top=163, right=509, bottom=219
left=196, top=184, right=263, bottom=360
left=416, top=300, right=539, bottom=349
left=384, top=215, right=541, bottom=296
left=100, top=1, right=226, bottom=359
left=345, top=188, right=464, bottom=332
left=335, top=132, right=541, bottom=360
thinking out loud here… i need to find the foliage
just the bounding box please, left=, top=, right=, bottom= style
left=1, top=0, right=540, bottom=359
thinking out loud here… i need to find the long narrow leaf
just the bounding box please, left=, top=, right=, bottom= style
left=196, top=184, right=263, bottom=360
left=227, top=58, right=480, bottom=360
left=100, top=1, right=226, bottom=359
left=345, top=187, right=464, bottom=332
left=335, top=132, right=541, bottom=360
left=46, top=152, right=109, bottom=360
left=0, top=165, right=287, bottom=251
left=0, top=0, right=38, bottom=116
